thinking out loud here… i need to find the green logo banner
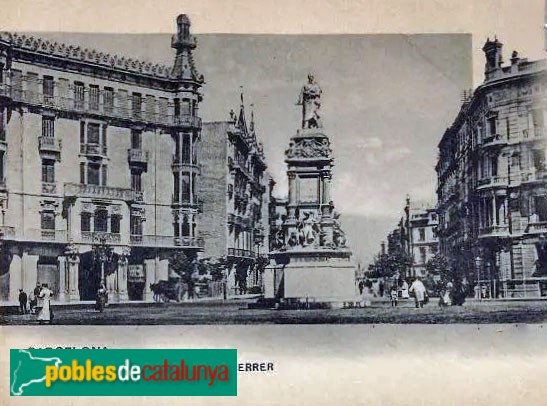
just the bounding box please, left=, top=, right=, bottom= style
left=10, top=349, right=237, bottom=396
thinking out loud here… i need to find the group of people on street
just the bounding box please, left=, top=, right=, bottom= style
left=18, top=283, right=54, bottom=324
left=358, top=276, right=430, bottom=309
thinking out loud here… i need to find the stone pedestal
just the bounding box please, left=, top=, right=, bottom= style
left=269, top=250, right=357, bottom=302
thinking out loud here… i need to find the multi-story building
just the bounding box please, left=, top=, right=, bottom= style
left=199, top=101, right=271, bottom=295
left=408, top=207, right=439, bottom=277
left=436, top=38, right=547, bottom=298
left=369, top=197, right=438, bottom=279
left=0, top=14, right=205, bottom=302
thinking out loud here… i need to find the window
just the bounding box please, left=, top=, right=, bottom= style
left=87, top=123, right=100, bottom=144
left=181, top=134, right=191, bottom=163
left=488, top=117, right=497, bottom=136
left=419, top=247, right=427, bottom=264
left=181, top=174, right=190, bottom=203
left=130, top=214, right=142, bottom=236
left=0, top=151, right=4, bottom=183
left=87, top=163, right=101, bottom=185
left=104, top=87, right=114, bottom=112
left=131, top=129, right=142, bottom=149
left=535, top=196, right=547, bottom=222
left=532, top=109, right=544, bottom=129
left=89, top=85, right=99, bottom=111
left=41, top=159, right=55, bottom=183
left=42, top=116, right=55, bottom=138
left=111, top=215, right=121, bottom=234
left=418, top=228, right=425, bottom=241
left=41, top=212, right=55, bottom=230
left=131, top=171, right=142, bottom=191
left=174, top=98, right=180, bottom=117
left=43, top=76, right=54, bottom=103
left=74, top=82, right=84, bottom=110
left=491, top=155, right=498, bottom=177
left=81, top=213, right=91, bottom=232
left=182, top=98, right=191, bottom=115
left=0, top=108, right=5, bottom=141
left=182, top=215, right=190, bottom=237
left=132, top=93, right=142, bottom=118
left=94, top=208, right=108, bottom=233
left=11, top=70, right=22, bottom=100
left=533, top=150, right=546, bottom=171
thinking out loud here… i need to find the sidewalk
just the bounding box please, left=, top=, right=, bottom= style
left=0, top=294, right=262, bottom=316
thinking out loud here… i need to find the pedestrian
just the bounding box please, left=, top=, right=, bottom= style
left=18, top=289, right=28, bottom=314
left=379, top=281, right=385, bottom=298
left=390, top=285, right=398, bottom=307
left=32, top=283, right=41, bottom=313
left=409, top=277, right=427, bottom=309
left=401, top=280, right=409, bottom=299
left=37, top=283, right=53, bottom=324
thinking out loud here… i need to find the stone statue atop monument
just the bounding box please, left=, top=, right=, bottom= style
left=297, top=73, right=322, bottom=129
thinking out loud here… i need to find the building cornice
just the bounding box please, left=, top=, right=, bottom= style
left=0, top=32, right=205, bottom=89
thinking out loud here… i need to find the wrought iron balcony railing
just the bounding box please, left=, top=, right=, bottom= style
left=80, top=143, right=107, bottom=157
left=65, top=183, right=136, bottom=202
left=227, top=248, right=256, bottom=259
left=81, top=231, right=121, bottom=244
left=128, top=148, right=148, bottom=165
left=0, top=85, right=202, bottom=129
left=39, top=136, right=61, bottom=154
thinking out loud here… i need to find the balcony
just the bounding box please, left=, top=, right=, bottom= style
left=482, top=134, right=506, bottom=148
left=65, top=183, right=136, bottom=202
left=38, top=136, right=61, bottom=154
left=80, top=143, right=107, bottom=158
left=477, top=176, right=508, bottom=190
left=41, top=229, right=66, bottom=242
left=0, top=226, right=15, bottom=239
left=171, top=197, right=203, bottom=211
left=227, top=248, right=256, bottom=259
left=520, top=169, right=547, bottom=184
left=526, top=221, right=547, bottom=234
left=478, top=224, right=509, bottom=239
left=81, top=231, right=121, bottom=244
left=128, top=148, right=149, bottom=166
left=130, top=234, right=203, bottom=248
left=171, top=159, right=201, bottom=174
left=171, top=114, right=202, bottom=129
left=42, top=182, right=57, bottom=195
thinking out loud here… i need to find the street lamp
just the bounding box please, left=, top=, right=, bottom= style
left=93, top=235, right=113, bottom=288
left=475, top=254, right=483, bottom=301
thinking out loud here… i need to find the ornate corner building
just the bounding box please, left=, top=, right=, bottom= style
left=199, top=100, right=272, bottom=296
left=436, top=38, right=547, bottom=298
left=0, top=15, right=205, bottom=302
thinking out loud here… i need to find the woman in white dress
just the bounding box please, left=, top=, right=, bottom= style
left=37, top=284, right=53, bottom=324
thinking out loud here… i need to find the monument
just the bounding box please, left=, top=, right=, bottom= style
left=265, top=74, right=357, bottom=304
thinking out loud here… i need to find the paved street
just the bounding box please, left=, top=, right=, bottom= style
left=2, top=299, right=547, bottom=325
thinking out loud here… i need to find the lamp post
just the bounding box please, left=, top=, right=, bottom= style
left=93, top=235, right=113, bottom=288
left=475, top=254, right=483, bottom=301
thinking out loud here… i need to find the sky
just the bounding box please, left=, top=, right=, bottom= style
left=3, top=0, right=545, bottom=266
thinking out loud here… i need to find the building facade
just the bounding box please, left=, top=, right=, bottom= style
left=408, top=207, right=439, bottom=277
left=0, top=14, right=205, bottom=302
left=436, top=38, right=547, bottom=298
left=199, top=102, right=270, bottom=295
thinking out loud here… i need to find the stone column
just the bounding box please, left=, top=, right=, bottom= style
left=67, top=253, right=80, bottom=301
left=22, top=252, right=38, bottom=294
left=156, top=258, right=169, bottom=281
left=8, top=253, right=22, bottom=302
left=117, top=249, right=129, bottom=302
left=57, top=256, right=68, bottom=303
left=143, top=259, right=155, bottom=302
